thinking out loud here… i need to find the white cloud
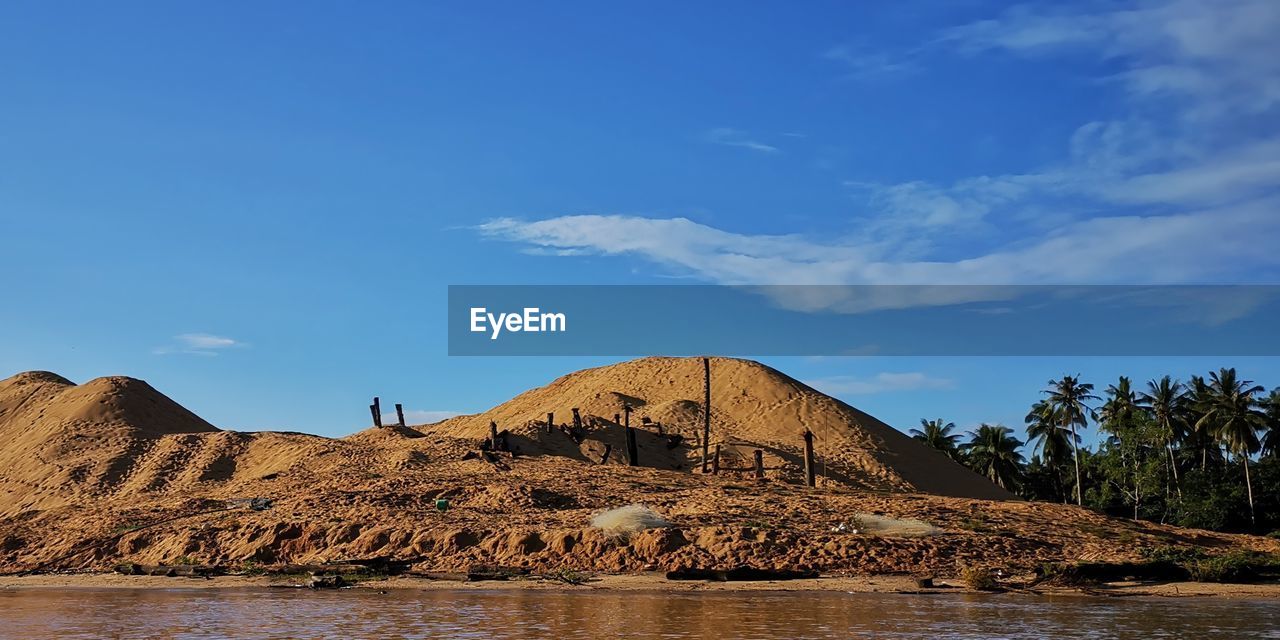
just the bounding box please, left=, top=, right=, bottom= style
left=477, top=2, right=1280, bottom=306
left=704, top=128, right=780, bottom=153
left=803, top=372, right=954, bottom=395
left=940, top=0, right=1280, bottom=118
left=153, top=333, right=245, bottom=356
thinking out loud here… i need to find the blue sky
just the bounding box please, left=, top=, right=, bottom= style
left=3, top=1, right=1279, bottom=449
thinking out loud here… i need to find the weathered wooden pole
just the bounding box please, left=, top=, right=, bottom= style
left=599, top=443, right=613, bottom=464
left=712, top=444, right=721, bottom=474
left=372, top=397, right=383, bottom=427
left=701, top=357, right=711, bottom=473
left=571, top=408, right=582, bottom=431
left=546, top=412, right=554, bottom=434
left=754, top=449, right=765, bottom=479
left=656, top=421, right=664, bottom=435
left=395, top=403, right=405, bottom=427
left=624, top=404, right=638, bottom=466
left=489, top=421, right=499, bottom=450
left=802, top=429, right=816, bottom=487
left=369, top=404, right=378, bottom=426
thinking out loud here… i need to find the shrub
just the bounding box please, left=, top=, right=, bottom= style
left=960, top=566, right=999, bottom=591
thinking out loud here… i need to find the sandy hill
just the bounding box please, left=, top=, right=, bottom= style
left=419, top=357, right=1011, bottom=500
left=3, top=361, right=1278, bottom=579
left=0, top=371, right=332, bottom=517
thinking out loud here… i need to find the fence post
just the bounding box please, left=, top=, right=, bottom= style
left=701, top=357, right=711, bottom=473
left=754, top=449, right=764, bottom=479
left=547, top=412, right=554, bottom=434
left=372, top=397, right=382, bottom=427
left=803, top=430, right=816, bottom=487
left=395, top=403, right=405, bottom=427
left=624, top=404, right=638, bottom=466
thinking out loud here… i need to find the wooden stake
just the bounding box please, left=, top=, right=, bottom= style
left=701, top=357, right=711, bottom=473
left=395, top=403, right=405, bottom=427
left=624, top=404, right=638, bottom=466
left=547, top=412, right=554, bottom=434
left=599, top=444, right=613, bottom=465
left=369, top=404, right=378, bottom=426
left=754, top=449, right=765, bottom=479
left=802, top=429, right=816, bottom=488
left=489, top=421, right=499, bottom=451
left=571, top=408, right=582, bottom=431
left=372, top=397, right=382, bottom=428
left=712, top=444, right=721, bottom=474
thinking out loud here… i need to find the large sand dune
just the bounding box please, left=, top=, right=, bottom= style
left=0, top=359, right=1274, bottom=577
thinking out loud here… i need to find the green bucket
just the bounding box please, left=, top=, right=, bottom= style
left=435, top=498, right=449, bottom=512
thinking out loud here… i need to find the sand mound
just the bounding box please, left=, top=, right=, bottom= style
left=420, top=357, right=1010, bottom=500
left=0, top=372, right=331, bottom=516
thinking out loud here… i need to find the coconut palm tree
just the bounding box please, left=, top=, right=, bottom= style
left=1196, top=368, right=1267, bottom=527
left=1024, top=400, right=1073, bottom=502
left=962, top=424, right=1025, bottom=491
left=1183, top=375, right=1225, bottom=470
left=1263, top=389, right=1280, bottom=459
left=1044, top=375, right=1098, bottom=505
left=1139, top=376, right=1187, bottom=497
left=910, top=418, right=961, bottom=460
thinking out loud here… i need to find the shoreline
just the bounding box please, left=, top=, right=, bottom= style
left=3, top=573, right=1279, bottom=599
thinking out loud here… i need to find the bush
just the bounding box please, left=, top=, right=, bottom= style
left=960, top=566, right=999, bottom=591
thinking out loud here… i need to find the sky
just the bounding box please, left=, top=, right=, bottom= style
left=2, top=1, right=1279, bottom=450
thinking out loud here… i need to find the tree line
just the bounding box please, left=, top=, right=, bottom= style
left=910, top=367, right=1280, bottom=534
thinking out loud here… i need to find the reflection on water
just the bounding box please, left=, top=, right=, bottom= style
left=2, top=587, right=1279, bottom=639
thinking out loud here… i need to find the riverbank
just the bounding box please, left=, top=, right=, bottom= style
left=4, top=572, right=1280, bottom=598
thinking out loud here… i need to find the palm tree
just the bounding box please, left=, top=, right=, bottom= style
left=962, top=424, right=1025, bottom=490
left=1196, top=368, right=1267, bottom=527
left=1183, top=375, right=1225, bottom=470
left=910, top=418, right=961, bottom=460
left=1139, top=376, right=1186, bottom=497
left=1100, top=376, right=1138, bottom=426
left=1044, top=375, right=1099, bottom=505
left=1263, top=389, right=1280, bottom=459
left=1024, top=400, right=1073, bottom=502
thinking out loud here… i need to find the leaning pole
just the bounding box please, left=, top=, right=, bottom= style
left=701, top=357, right=711, bottom=473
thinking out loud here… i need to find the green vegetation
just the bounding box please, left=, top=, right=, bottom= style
left=1040, top=548, right=1280, bottom=585
left=960, top=566, right=1000, bottom=590
left=912, top=367, right=1280, bottom=534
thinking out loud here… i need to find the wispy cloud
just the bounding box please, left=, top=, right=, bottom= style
left=704, top=128, right=780, bottom=153
left=823, top=44, right=919, bottom=78
left=153, top=333, right=245, bottom=356
left=804, top=372, right=954, bottom=396
left=478, top=1, right=1280, bottom=303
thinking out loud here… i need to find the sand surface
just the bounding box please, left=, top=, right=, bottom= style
left=1, top=358, right=1276, bottom=587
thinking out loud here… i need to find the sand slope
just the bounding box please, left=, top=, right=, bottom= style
left=3, top=359, right=1275, bottom=578
left=0, top=371, right=332, bottom=517
left=420, top=357, right=1011, bottom=500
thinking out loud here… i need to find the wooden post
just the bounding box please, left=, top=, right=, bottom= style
left=656, top=421, right=664, bottom=435
left=372, top=397, right=382, bottom=427
left=701, top=357, right=711, bottom=473
left=753, top=449, right=764, bottom=479
left=624, top=404, right=638, bottom=466
left=489, top=421, right=499, bottom=450
left=395, top=403, right=405, bottom=427
left=599, top=443, right=613, bottom=465
left=369, top=404, right=379, bottom=426
left=547, top=412, right=554, bottom=434
left=571, top=408, right=581, bottom=431
left=802, top=429, right=816, bottom=487
left=712, top=444, right=721, bottom=474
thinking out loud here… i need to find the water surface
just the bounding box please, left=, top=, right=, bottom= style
left=2, top=588, right=1277, bottom=639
